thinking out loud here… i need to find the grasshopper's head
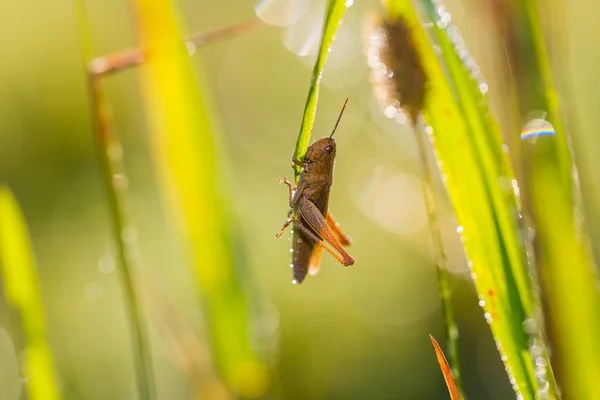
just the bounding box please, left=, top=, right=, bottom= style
left=301, top=98, right=348, bottom=167
left=304, top=137, right=336, bottom=164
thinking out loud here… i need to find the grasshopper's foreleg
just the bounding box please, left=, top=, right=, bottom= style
left=278, top=176, right=295, bottom=204
left=297, top=198, right=355, bottom=266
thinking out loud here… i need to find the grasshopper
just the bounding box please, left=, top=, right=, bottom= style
left=276, top=99, right=355, bottom=284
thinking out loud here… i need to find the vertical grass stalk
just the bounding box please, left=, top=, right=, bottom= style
left=414, top=124, right=461, bottom=390
left=75, top=2, right=155, bottom=399
left=0, top=186, right=61, bottom=400
left=293, top=0, right=352, bottom=181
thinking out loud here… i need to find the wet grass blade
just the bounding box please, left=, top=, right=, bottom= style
left=131, top=0, right=268, bottom=397
left=293, top=0, right=352, bottom=180
left=381, top=1, right=539, bottom=398
left=503, top=1, right=600, bottom=396
left=0, top=186, right=61, bottom=400
left=430, top=335, right=463, bottom=400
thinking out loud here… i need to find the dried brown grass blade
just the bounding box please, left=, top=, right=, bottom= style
left=429, top=335, right=464, bottom=400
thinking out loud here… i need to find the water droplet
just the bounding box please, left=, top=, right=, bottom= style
left=185, top=41, right=197, bottom=55
left=289, top=263, right=294, bottom=268
left=394, top=111, right=408, bottom=125
left=344, top=0, right=353, bottom=7
left=521, top=118, right=555, bottom=141
left=484, top=312, right=493, bottom=324
left=535, top=356, right=547, bottom=367
left=296, top=238, right=303, bottom=244
left=289, top=248, right=294, bottom=253
left=112, top=173, right=129, bottom=190
left=501, top=355, right=508, bottom=362
left=478, top=300, right=486, bottom=307
left=479, top=82, right=489, bottom=93
left=292, top=279, right=298, bottom=285
left=522, top=318, right=537, bottom=334
left=384, top=105, right=398, bottom=118
left=456, top=226, right=464, bottom=234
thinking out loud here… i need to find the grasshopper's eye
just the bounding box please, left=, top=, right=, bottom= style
left=324, top=144, right=334, bottom=153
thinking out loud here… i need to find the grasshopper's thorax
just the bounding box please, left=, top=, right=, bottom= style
left=298, top=137, right=336, bottom=208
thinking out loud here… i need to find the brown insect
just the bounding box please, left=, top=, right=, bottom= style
left=276, top=99, right=355, bottom=284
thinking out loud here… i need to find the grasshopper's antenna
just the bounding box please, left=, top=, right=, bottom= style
left=329, top=98, right=349, bottom=138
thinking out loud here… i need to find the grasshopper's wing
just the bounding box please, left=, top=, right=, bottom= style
left=291, top=227, right=317, bottom=283
left=308, top=246, right=323, bottom=276
left=326, top=211, right=352, bottom=247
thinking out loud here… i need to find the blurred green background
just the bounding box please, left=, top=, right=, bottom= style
left=1, top=0, right=599, bottom=399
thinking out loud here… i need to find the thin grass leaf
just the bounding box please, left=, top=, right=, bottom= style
left=363, top=13, right=462, bottom=388
left=502, top=1, right=600, bottom=396
left=74, top=2, right=156, bottom=398
left=381, top=1, right=538, bottom=397
left=293, top=0, right=352, bottom=180
left=430, top=335, right=463, bottom=400
left=131, top=0, right=268, bottom=397
left=0, top=186, right=60, bottom=400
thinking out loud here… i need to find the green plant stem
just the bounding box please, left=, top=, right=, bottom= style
left=75, top=2, right=155, bottom=399
left=292, top=0, right=350, bottom=181
left=413, top=124, right=462, bottom=391
left=87, top=75, right=155, bottom=400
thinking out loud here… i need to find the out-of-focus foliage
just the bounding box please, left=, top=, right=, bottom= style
left=0, top=186, right=60, bottom=400
left=1, top=0, right=600, bottom=399
left=132, top=0, right=268, bottom=397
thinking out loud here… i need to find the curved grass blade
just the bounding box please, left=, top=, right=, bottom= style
left=504, top=1, right=600, bottom=394
left=131, top=0, right=268, bottom=397
left=381, top=1, right=539, bottom=398
left=430, top=335, right=463, bottom=400
left=0, top=186, right=61, bottom=400
left=293, top=0, right=352, bottom=180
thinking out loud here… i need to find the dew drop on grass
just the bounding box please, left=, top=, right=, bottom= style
left=292, top=279, right=298, bottom=285
left=521, top=118, right=555, bottom=142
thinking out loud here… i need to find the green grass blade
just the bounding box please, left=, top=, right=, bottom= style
left=74, top=2, right=156, bottom=398
left=0, top=186, right=61, bottom=400
left=293, top=0, right=352, bottom=180
left=521, top=130, right=600, bottom=399
left=504, top=1, right=600, bottom=396
left=131, top=0, right=268, bottom=397
left=381, top=1, right=538, bottom=398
